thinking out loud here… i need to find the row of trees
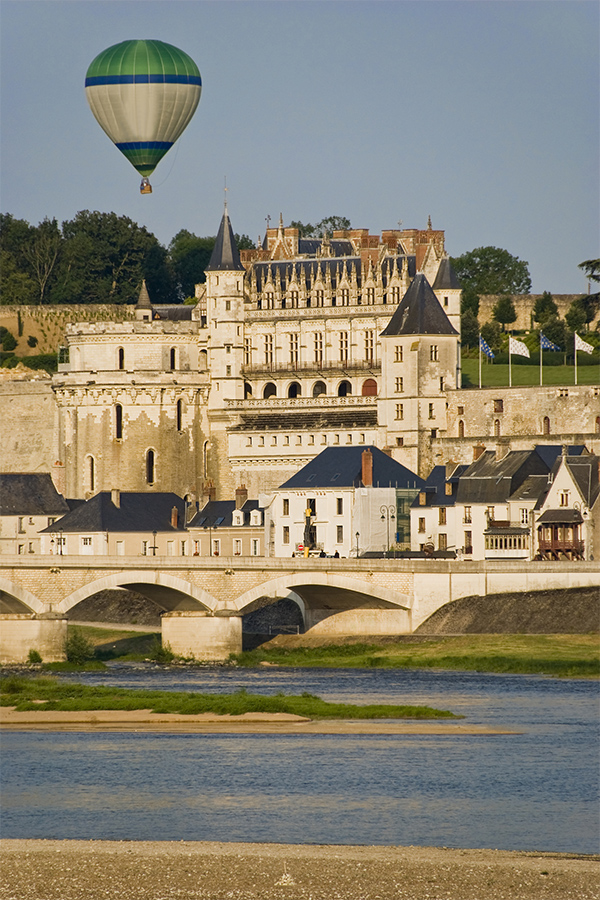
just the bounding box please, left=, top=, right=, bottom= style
left=452, top=247, right=600, bottom=352
left=0, top=211, right=253, bottom=306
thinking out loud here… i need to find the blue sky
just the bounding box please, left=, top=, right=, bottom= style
left=1, top=1, right=598, bottom=293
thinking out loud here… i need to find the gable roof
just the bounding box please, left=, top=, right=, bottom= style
left=410, top=464, right=469, bottom=509
left=0, top=474, right=70, bottom=517
left=39, top=492, right=187, bottom=533
left=380, top=273, right=458, bottom=337
left=277, top=446, right=424, bottom=491
left=205, top=209, right=245, bottom=272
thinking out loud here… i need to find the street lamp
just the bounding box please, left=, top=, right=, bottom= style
left=380, top=505, right=396, bottom=558
left=355, top=531, right=360, bottom=559
left=203, top=518, right=219, bottom=555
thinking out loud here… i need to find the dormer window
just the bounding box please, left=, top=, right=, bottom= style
left=232, top=511, right=244, bottom=526
left=250, top=510, right=261, bottom=526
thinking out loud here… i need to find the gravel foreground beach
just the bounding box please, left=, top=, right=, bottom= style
left=1, top=840, right=598, bottom=900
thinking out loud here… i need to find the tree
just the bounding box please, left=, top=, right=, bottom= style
left=480, top=321, right=502, bottom=353
left=578, top=258, right=600, bottom=283
left=53, top=211, right=169, bottom=305
left=533, top=291, right=558, bottom=325
left=451, top=246, right=532, bottom=296
left=565, top=297, right=588, bottom=333
left=0, top=326, right=17, bottom=351
left=289, top=216, right=351, bottom=238
left=539, top=316, right=567, bottom=350
left=169, top=230, right=216, bottom=295
left=22, top=217, right=62, bottom=304
left=460, top=310, right=479, bottom=349
left=0, top=214, right=37, bottom=304
left=492, top=295, right=517, bottom=332
left=235, top=233, right=255, bottom=250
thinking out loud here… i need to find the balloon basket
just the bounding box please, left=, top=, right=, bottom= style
left=140, top=179, right=152, bottom=195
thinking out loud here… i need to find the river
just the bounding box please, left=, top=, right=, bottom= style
left=1, top=666, right=598, bottom=852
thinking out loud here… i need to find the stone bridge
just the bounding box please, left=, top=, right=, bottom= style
left=0, top=556, right=598, bottom=662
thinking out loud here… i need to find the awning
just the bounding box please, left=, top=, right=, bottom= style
left=536, top=509, right=583, bottom=525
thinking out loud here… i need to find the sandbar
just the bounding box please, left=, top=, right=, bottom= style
left=0, top=839, right=597, bottom=900
left=0, top=707, right=517, bottom=734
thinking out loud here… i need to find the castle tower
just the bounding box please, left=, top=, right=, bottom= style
left=432, top=256, right=462, bottom=335
left=378, top=273, right=459, bottom=475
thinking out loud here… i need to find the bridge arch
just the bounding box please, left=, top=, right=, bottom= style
left=0, top=578, right=45, bottom=615
left=57, top=571, right=219, bottom=616
left=233, top=572, right=412, bottom=616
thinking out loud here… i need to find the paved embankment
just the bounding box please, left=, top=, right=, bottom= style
left=0, top=840, right=597, bottom=900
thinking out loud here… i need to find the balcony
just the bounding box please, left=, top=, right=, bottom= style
left=537, top=538, right=585, bottom=561
left=241, top=360, right=381, bottom=377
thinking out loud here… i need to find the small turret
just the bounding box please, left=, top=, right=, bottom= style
left=135, top=280, right=153, bottom=321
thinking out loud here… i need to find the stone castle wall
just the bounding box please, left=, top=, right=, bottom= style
left=478, top=294, right=598, bottom=332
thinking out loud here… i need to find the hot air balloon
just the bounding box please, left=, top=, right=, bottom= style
left=85, top=40, right=201, bottom=194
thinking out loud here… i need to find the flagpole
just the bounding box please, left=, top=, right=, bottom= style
left=574, top=334, right=578, bottom=385
left=509, top=341, right=512, bottom=388
left=540, top=336, right=543, bottom=386
left=479, top=335, right=482, bottom=389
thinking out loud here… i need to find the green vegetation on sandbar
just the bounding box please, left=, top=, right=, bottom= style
left=0, top=676, right=458, bottom=720
left=232, top=634, right=600, bottom=678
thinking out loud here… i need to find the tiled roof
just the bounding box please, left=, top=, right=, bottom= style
left=188, top=499, right=261, bottom=528
left=0, top=474, right=69, bottom=516
left=410, top=464, right=469, bottom=508
left=380, top=274, right=458, bottom=337
left=39, top=492, right=186, bottom=533
left=432, top=257, right=461, bottom=291
left=277, top=446, right=424, bottom=490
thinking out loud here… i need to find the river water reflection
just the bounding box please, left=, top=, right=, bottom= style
left=1, top=666, right=598, bottom=852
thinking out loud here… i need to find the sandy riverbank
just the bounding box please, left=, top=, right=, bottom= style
left=1, top=840, right=597, bottom=900
left=0, top=707, right=517, bottom=734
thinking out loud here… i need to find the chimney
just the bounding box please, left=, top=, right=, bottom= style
left=202, top=480, right=216, bottom=504
left=361, top=449, right=373, bottom=487
left=51, top=460, right=65, bottom=496
left=171, top=506, right=179, bottom=528
left=111, top=489, right=120, bottom=508
left=473, top=443, right=485, bottom=462
left=235, top=484, right=248, bottom=510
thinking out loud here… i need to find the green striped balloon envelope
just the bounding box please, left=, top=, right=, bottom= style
left=85, top=40, right=201, bottom=179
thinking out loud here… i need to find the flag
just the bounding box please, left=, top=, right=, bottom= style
left=509, top=337, right=530, bottom=358
left=540, top=332, right=561, bottom=352
left=574, top=333, right=594, bottom=354
left=479, top=335, right=495, bottom=359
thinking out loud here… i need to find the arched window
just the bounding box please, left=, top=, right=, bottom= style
left=288, top=382, right=301, bottom=398
left=115, top=404, right=123, bottom=440
left=176, top=399, right=183, bottom=432
left=361, top=378, right=377, bottom=396
left=244, top=382, right=253, bottom=399
left=87, top=455, right=95, bottom=493
left=146, top=449, right=155, bottom=485
left=118, top=347, right=125, bottom=370
left=199, top=349, right=208, bottom=370
left=458, top=420, right=465, bottom=438
left=169, top=347, right=176, bottom=371
left=312, top=381, right=326, bottom=397
left=338, top=380, right=352, bottom=397
left=494, top=419, right=501, bottom=437
left=263, top=382, right=276, bottom=399
left=543, top=416, right=551, bottom=435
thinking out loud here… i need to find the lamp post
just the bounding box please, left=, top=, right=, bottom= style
left=355, top=531, right=360, bottom=559
left=151, top=530, right=157, bottom=557
left=58, top=528, right=63, bottom=556
left=380, top=505, right=395, bottom=558
left=203, top=518, right=219, bottom=556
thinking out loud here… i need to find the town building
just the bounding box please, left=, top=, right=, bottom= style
left=0, top=473, right=71, bottom=556
left=187, top=488, right=264, bottom=558
left=411, top=445, right=599, bottom=561
left=265, top=446, right=423, bottom=558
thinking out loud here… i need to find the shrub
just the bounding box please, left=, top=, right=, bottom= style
left=27, top=335, right=39, bottom=348
left=65, top=627, right=95, bottom=665
left=148, top=638, right=175, bottom=664
left=27, top=649, right=42, bottom=664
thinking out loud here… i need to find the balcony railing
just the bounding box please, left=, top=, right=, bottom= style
left=241, top=360, right=380, bottom=376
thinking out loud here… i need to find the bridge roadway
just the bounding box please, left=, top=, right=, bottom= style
left=0, top=556, right=598, bottom=662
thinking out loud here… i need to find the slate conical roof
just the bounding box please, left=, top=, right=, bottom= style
left=380, top=273, right=458, bottom=337
left=432, top=257, right=462, bottom=291
left=135, top=279, right=153, bottom=310
left=205, top=209, right=245, bottom=272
